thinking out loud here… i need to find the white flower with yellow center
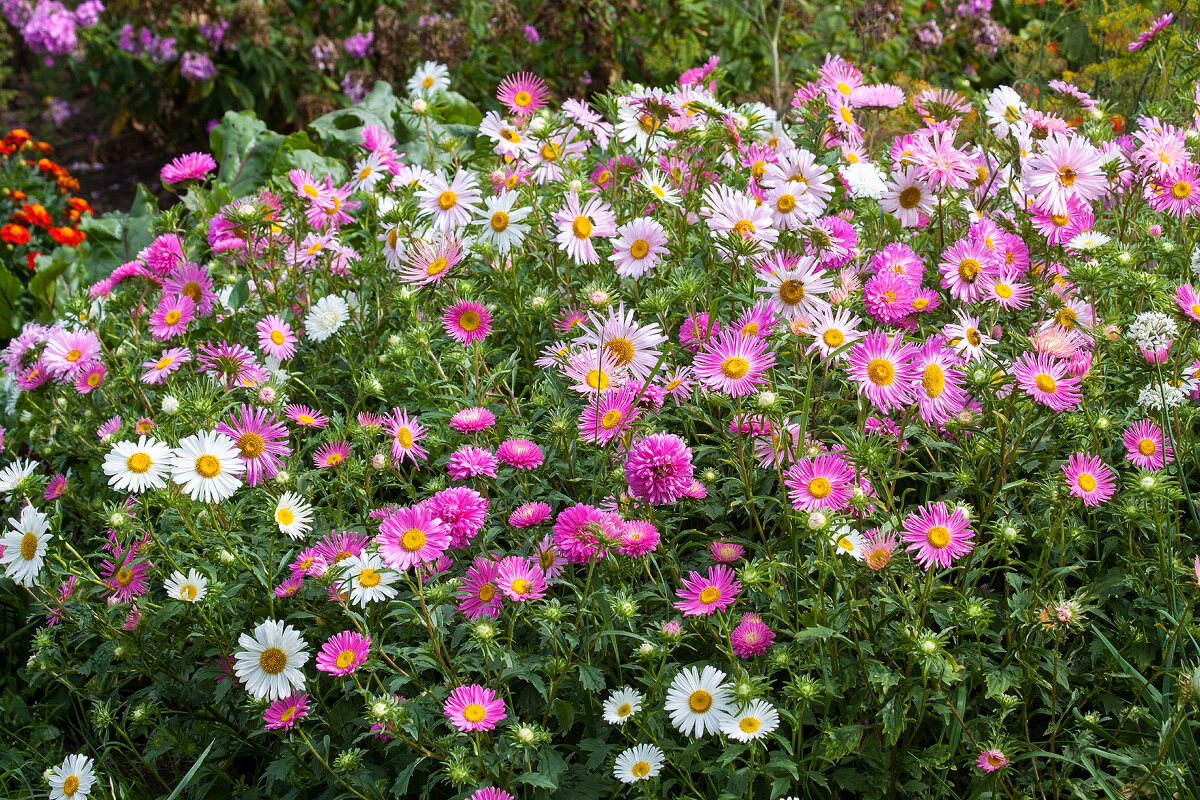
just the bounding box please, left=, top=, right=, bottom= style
left=0, top=505, right=51, bottom=587
left=720, top=699, right=780, bottom=742
left=0, top=457, right=38, bottom=497
left=478, top=191, right=532, bottom=254
left=663, top=665, right=733, bottom=738
left=339, top=553, right=398, bottom=607
left=163, top=568, right=208, bottom=603
left=406, top=60, right=449, bottom=96
left=102, top=436, right=173, bottom=494
left=830, top=527, right=866, bottom=561
left=305, top=295, right=350, bottom=343
left=602, top=686, right=644, bottom=725
left=613, top=743, right=664, bottom=783
left=233, top=619, right=309, bottom=700
left=636, top=167, right=680, bottom=206
left=170, top=431, right=245, bottom=504
left=274, top=491, right=313, bottom=540
left=49, top=753, right=95, bottom=800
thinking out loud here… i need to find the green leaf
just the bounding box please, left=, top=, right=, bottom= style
left=576, top=663, right=605, bottom=691
left=824, top=724, right=862, bottom=762
left=210, top=111, right=285, bottom=198
left=162, top=738, right=215, bottom=800
left=28, top=257, right=70, bottom=316
left=513, top=771, right=557, bottom=789
left=0, top=268, right=22, bottom=338
left=227, top=277, right=249, bottom=311
left=439, top=90, right=483, bottom=126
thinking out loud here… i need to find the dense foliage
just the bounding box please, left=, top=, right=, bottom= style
left=3, top=33, right=1200, bottom=800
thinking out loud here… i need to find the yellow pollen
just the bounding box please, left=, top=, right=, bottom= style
left=62, top=776, right=79, bottom=796
left=572, top=215, right=592, bottom=239
left=237, top=432, right=265, bottom=458
left=426, top=257, right=448, bottom=276
left=20, top=531, right=39, bottom=560
left=478, top=583, right=496, bottom=602
left=585, top=370, right=609, bottom=391
left=126, top=452, right=151, bottom=474
left=778, top=279, right=805, bottom=305
left=631, top=761, right=651, bottom=778
left=721, top=356, right=750, bottom=379
left=1035, top=374, right=1058, bottom=394
left=867, top=358, right=895, bottom=386
left=298, top=413, right=315, bottom=424
left=458, top=311, right=482, bottom=332
left=422, top=75, right=434, bottom=88
left=182, top=281, right=202, bottom=302
left=604, top=338, right=634, bottom=366
left=397, top=428, right=414, bottom=448
left=808, top=476, right=833, bottom=498
left=437, top=190, right=457, bottom=210
left=617, top=703, right=632, bottom=716
left=926, top=526, right=951, bottom=549
left=540, top=143, right=560, bottom=161
left=732, top=219, right=755, bottom=236
left=600, top=410, right=623, bottom=429
left=401, top=528, right=426, bottom=552
left=688, top=689, right=713, bottom=712
left=1057, top=166, right=1077, bottom=187
left=87, top=372, right=101, bottom=387
left=739, top=717, right=761, bottom=733
left=259, top=647, right=286, bottom=675
left=489, top=211, right=509, bottom=232
left=335, top=649, right=356, bottom=669
left=511, top=578, right=530, bottom=595
left=462, top=703, right=487, bottom=722
left=276, top=508, right=294, bottom=525
left=898, top=186, right=921, bottom=209
left=357, top=568, right=380, bottom=587
left=775, top=194, right=796, bottom=214
left=741, top=322, right=759, bottom=337
left=1137, top=439, right=1156, bottom=456
left=922, top=364, right=945, bottom=397
left=995, top=284, right=1013, bottom=299
left=194, top=454, right=221, bottom=478
left=180, top=585, right=196, bottom=600
left=1077, top=473, right=1097, bottom=492
left=324, top=452, right=344, bottom=466
left=823, top=329, right=845, bottom=348
left=164, top=310, right=182, bottom=325
left=629, top=239, right=650, bottom=259
left=958, top=259, right=980, bottom=283
left=270, top=330, right=285, bottom=345
left=513, top=90, right=533, bottom=108
left=1172, top=181, right=1192, bottom=200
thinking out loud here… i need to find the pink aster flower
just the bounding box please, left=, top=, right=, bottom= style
left=148, top=294, right=195, bottom=340
left=710, top=541, right=744, bottom=563
left=674, top=564, right=741, bottom=616
left=458, top=557, right=503, bottom=619
left=509, top=501, right=552, bottom=528
left=257, top=315, right=298, bottom=360
left=429, top=486, right=489, bottom=548
left=44, top=473, right=66, bottom=500
left=316, top=530, right=369, bottom=568
left=578, top=385, right=639, bottom=445
left=1122, top=419, right=1172, bottom=470
left=553, top=503, right=620, bottom=564
left=901, top=502, right=975, bottom=571
left=610, top=217, right=669, bottom=279
left=1023, top=132, right=1107, bottom=214
left=141, top=347, right=191, bottom=384
left=100, top=553, right=150, bottom=603
left=442, top=301, right=492, bottom=345
left=862, top=530, right=898, bottom=570
left=784, top=453, right=855, bottom=511
left=1012, top=352, right=1081, bottom=412
left=274, top=574, right=303, bottom=598
left=939, top=238, right=994, bottom=303
left=74, top=361, right=106, bottom=394
left=216, top=405, right=291, bottom=486
left=913, top=339, right=967, bottom=426
left=694, top=329, right=775, bottom=397
left=467, top=789, right=515, bottom=800
left=316, top=631, right=370, bottom=676
left=624, top=432, right=694, bottom=505
left=1062, top=452, right=1116, bottom=506
left=496, top=439, right=543, bottom=470
left=1150, top=165, right=1200, bottom=220
left=376, top=505, right=451, bottom=570
left=1127, top=12, right=1173, bottom=51
left=447, top=445, right=499, bottom=481
left=553, top=191, right=617, bottom=265
left=449, top=407, right=496, bottom=433
left=444, top=684, right=507, bottom=732
left=43, top=327, right=101, bottom=379
left=977, top=749, right=1009, bottom=772
left=496, top=556, right=547, bottom=602
left=730, top=615, right=775, bottom=657
left=385, top=408, right=428, bottom=467
left=618, top=520, right=660, bottom=556
left=679, top=312, right=720, bottom=353
left=314, top=440, right=350, bottom=469
left=163, top=263, right=217, bottom=317
left=263, top=692, right=310, bottom=731
left=161, top=152, right=217, bottom=185
left=496, top=72, right=549, bottom=117
left=844, top=329, right=920, bottom=413
left=197, top=341, right=265, bottom=390
left=417, top=169, right=481, bottom=234
left=285, top=404, right=329, bottom=428
left=290, top=547, right=328, bottom=577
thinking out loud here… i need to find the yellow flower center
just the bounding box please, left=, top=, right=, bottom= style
left=182, top=281, right=202, bottom=302
left=823, top=329, right=845, bottom=348
left=259, top=646, right=287, bottom=675
left=1055, top=308, right=1077, bottom=329
left=572, top=215, right=593, bottom=239
left=324, top=452, right=344, bottom=466
left=126, top=452, right=151, bottom=474
left=279, top=706, right=296, bottom=723
left=995, top=283, right=1013, bottom=299
left=65, top=348, right=81, bottom=362
left=194, top=454, right=221, bottom=478
left=358, top=568, right=381, bottom=587
left=739, top=716, right=761, bottom=733
left=540, top=143, right=560, bottom=161
left=307, top=242, right=323, bottom=256
left=741, top=322, right=758, bottom=337
left=867, top=358, right=895, bottom=386
left=958, top=259, right=980, bottom=283
left=926, top=526, right=951, bottom=549
left=775, top=194, right=796, bottom=214
left=116, top=567, right=134, bottom=586
left=62, top=776, right=79, bottom=796
left=721, top=356, right=750, bottom=379
left=1172, top=181, right=1192, bottom=200
left=1035, top=374, right=1057, bottom=394
left=808, top=477, right=832, bottom=498
left=688, top=689, right=713, bottom=712
left=269, top=330, right=286, bottom=346
left=1137, top=439, right=1156, bottom=456
left=1057, top=166, right=1077, bottom=187
left=335, top=649, right=357, bottom=669
left=490, top=211, right=509, bottom=232
left=511, top=578, right=530, bottom=595
left=638, top=113, right=659, bottom=134
left=462, top=703, right=487, bottom=722
left=631, top=761, right=651, bottom=777
left=1077, top=473, right=1097, bottom=492
left=539, top=550, right=555, bottom=569
left=617, top=703, right=632, bottom=716
left=422, top=75, right=434, bottom=88
left=629, top=239, right=650, bottom=259
left=164, top=310, right=182, bottom=325
left=397, top=428, right=414, bottom=448
left=922, top=364, right=945, bottom=398
left=276, top=508, right=294, bottom=525
left=604, top=338, right=634, bottom=366
left=180, top=584, right=196, bottom=601
left=778, top=279, right=805, bottom=305
left=298, top=413, right=315, bottom=424
left=966, top=328, right=982, bottom=347
left=458, top=311, right=482, bottom=332
left=912, top=298, right=929, bottom=310
left=87, top=372, right=101, bottom=387
left=155, top=356, right=175, bottom=370
left=586, top=369, right=609, bottom=391
left=237, top=432, right=266, bottom=458
left=20, top=531, right=39, bottom=560
left=401, top=528, right=426, bottom=552
left=478, top=583, right=497, bottom=601
left=732, top=219, right=755, bottom=236
left=600, top=410, right=623, bottom=429
left=513, top=91, right=533, bottom=108
left=899, top=186, right=921, bottom=209
left=437, top=190, right=457, bottom=210
left=699, top=586, right=721, bottom=604
left=499, top=127, right=519, bottom=142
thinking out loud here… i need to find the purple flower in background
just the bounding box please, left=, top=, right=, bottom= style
left=343, top=31, right=373, bottom=58
left=118, top=22, right=136, bottom=52
left=73, top=0, right=102, bottom=27
left=21, top=0, right=77, bottom=55
left=523, top=25, right=540, bottom=44
left=44, top=97, right=72, bottom=125
left=180, top=50, right=217, bottom=82
left=341, top=73, right=367, bottom=103
left=915, top=19, right=943, bottom=48
left=1, top=0, right=31, bottom=28
left=311, top=39, right=337, bottom=71
left=153, top=35, right=177, bottom=63
left=199, top=19, right=228, bottom=49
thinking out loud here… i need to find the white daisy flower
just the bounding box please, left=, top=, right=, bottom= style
left=1067, top=230, right=1111, bottom=251
left=576, top=303, right=667, bottom=383
left=407, top=60, right=450, bottom=96
left=720, top=699, right=780, bottom=742
left=478, top=191, right=532, bottom=255
left=102, top=436, right=173, bottom=494
left=636, top=167, right=680, bottom=206
left=274, top=492, right=313, bottom=540
left=880, top=167, right=933, bottom=228
left=830, top=527, right=866, bottom=561
left=349, top=151, right=387, bottom=194
left=0, top=505, right=51, bottom=587
left=170, top=431, right=245, bottom=504
left=163, top=568, right=208, bottom=602
left=842, top=161, right=889, bottom=199
left=339, top=553, right=398, bottom=607
left=602, top=686, right=644, bottom=725
left=305, top=295, right=350, bottom=343
left=757, top=259, right=833, bottom=321
left=805, top=306, right=866, bottom=362
left=49, top=753, right=96, bottom=800
left=943, top=312, right=997, bottom=363
left=984, top=85, right=1028, bottom=139
left=0, top=457, right=38, bottom=497
left=233, top=619, right=309, bottom=700
left=478, top=111, right=535, bottom=159
left=613, top=743, right=664, bottom=783
left=615, top=92, right=671, bottom=152
left=663, top=665, right=733, bottom=738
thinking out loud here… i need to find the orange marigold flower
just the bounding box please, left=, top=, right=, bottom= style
left=1, top=224, right=31, bottom=245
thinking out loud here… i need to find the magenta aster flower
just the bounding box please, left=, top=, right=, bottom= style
left=376, top=505, right=451, bottom=570
left=578, top=386, right=639, bottom=445
left=1122, top=419, right=1172, bottom=470
left=197, top=341, right=264, bottom=390
left=1149, top=164, right=1199, bottom=220
left=466, top=789, right=515, bottom=800
left=257, top=315, right=298, bottom=360
left=44, top=473, right=66, bottom=500
left=913, top=339, right=967, bottom=426
left=285, top=404, right=329, bottom=428
left=624, top=432, right=694, bottom=505
left=444, top=684, right=507, bottom=732
left=442, top=301, right=492, bottom=345
left=674, top=565, right=741, bottom=616
left=509, top=501, right=552, bottom=528
left=141, top=347, right=191, bottom=385
left=694, top=329, right=775, bottom=397
left=274, top=574, right=303, bottom=598
left=553, top=503, right=619, bottom=563
left=315, top=631, right=370, bottom=676
left=784, top=453, right=854, bottom=511
left=1062, top=452, right=1116, bottom=506
left=73, top=361, right=106, bottom=394
left=610, top=217, right=668, bottom=279
left=619, top=520, right=660, bottom=556
left=163, top=263, right=217, bottom=317
left=316, top=530, right=369, bottom=568
left=938, top=238, right=993, bottom=303
left=845, top=330, right=919, bottom=414
left=290, top=547, right=328, bottom=577
left=161, top=152, right=217, bottom=185
left=496, top=555, right=547, bottom=602
left=1012, top=352, right=1081, bottom=412
left=976, top=749, right=1009, bottom=772
left=496, top=72, right=549, bottom=117
left=100, top=553, right=150, bottom=603
left=314, top=440, right=350, bottom=469
left=216, top=405, right=291, bottom=486
left=710, top=541, right=744, bottom=563
left=1128, top=12, right=1173, bottom=51
left=449, top=407, right=496, bottom=432
left=457, top=557, right=503, bottom=619
left=384, top=408, right=427, bottom=467
left=447, top=445, right=499, bottom=481
left=148, top=294, right=195, bottom=340
left=43, top=327, right=101, bottom=379
left=901, top=502, right=975, bottom=571
left=1023, top=132, right=1107, bottom=214
left=730, top=615, right=775, bottom=657
left=496, top=439, right=543, bottom=470
left=400, top=236, right=462, bottom=286
left=429, top=486, right=489, bottom=548
left=862, top=530, right=898, bottom=570
left=263, top=692, right=310, bottom=731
